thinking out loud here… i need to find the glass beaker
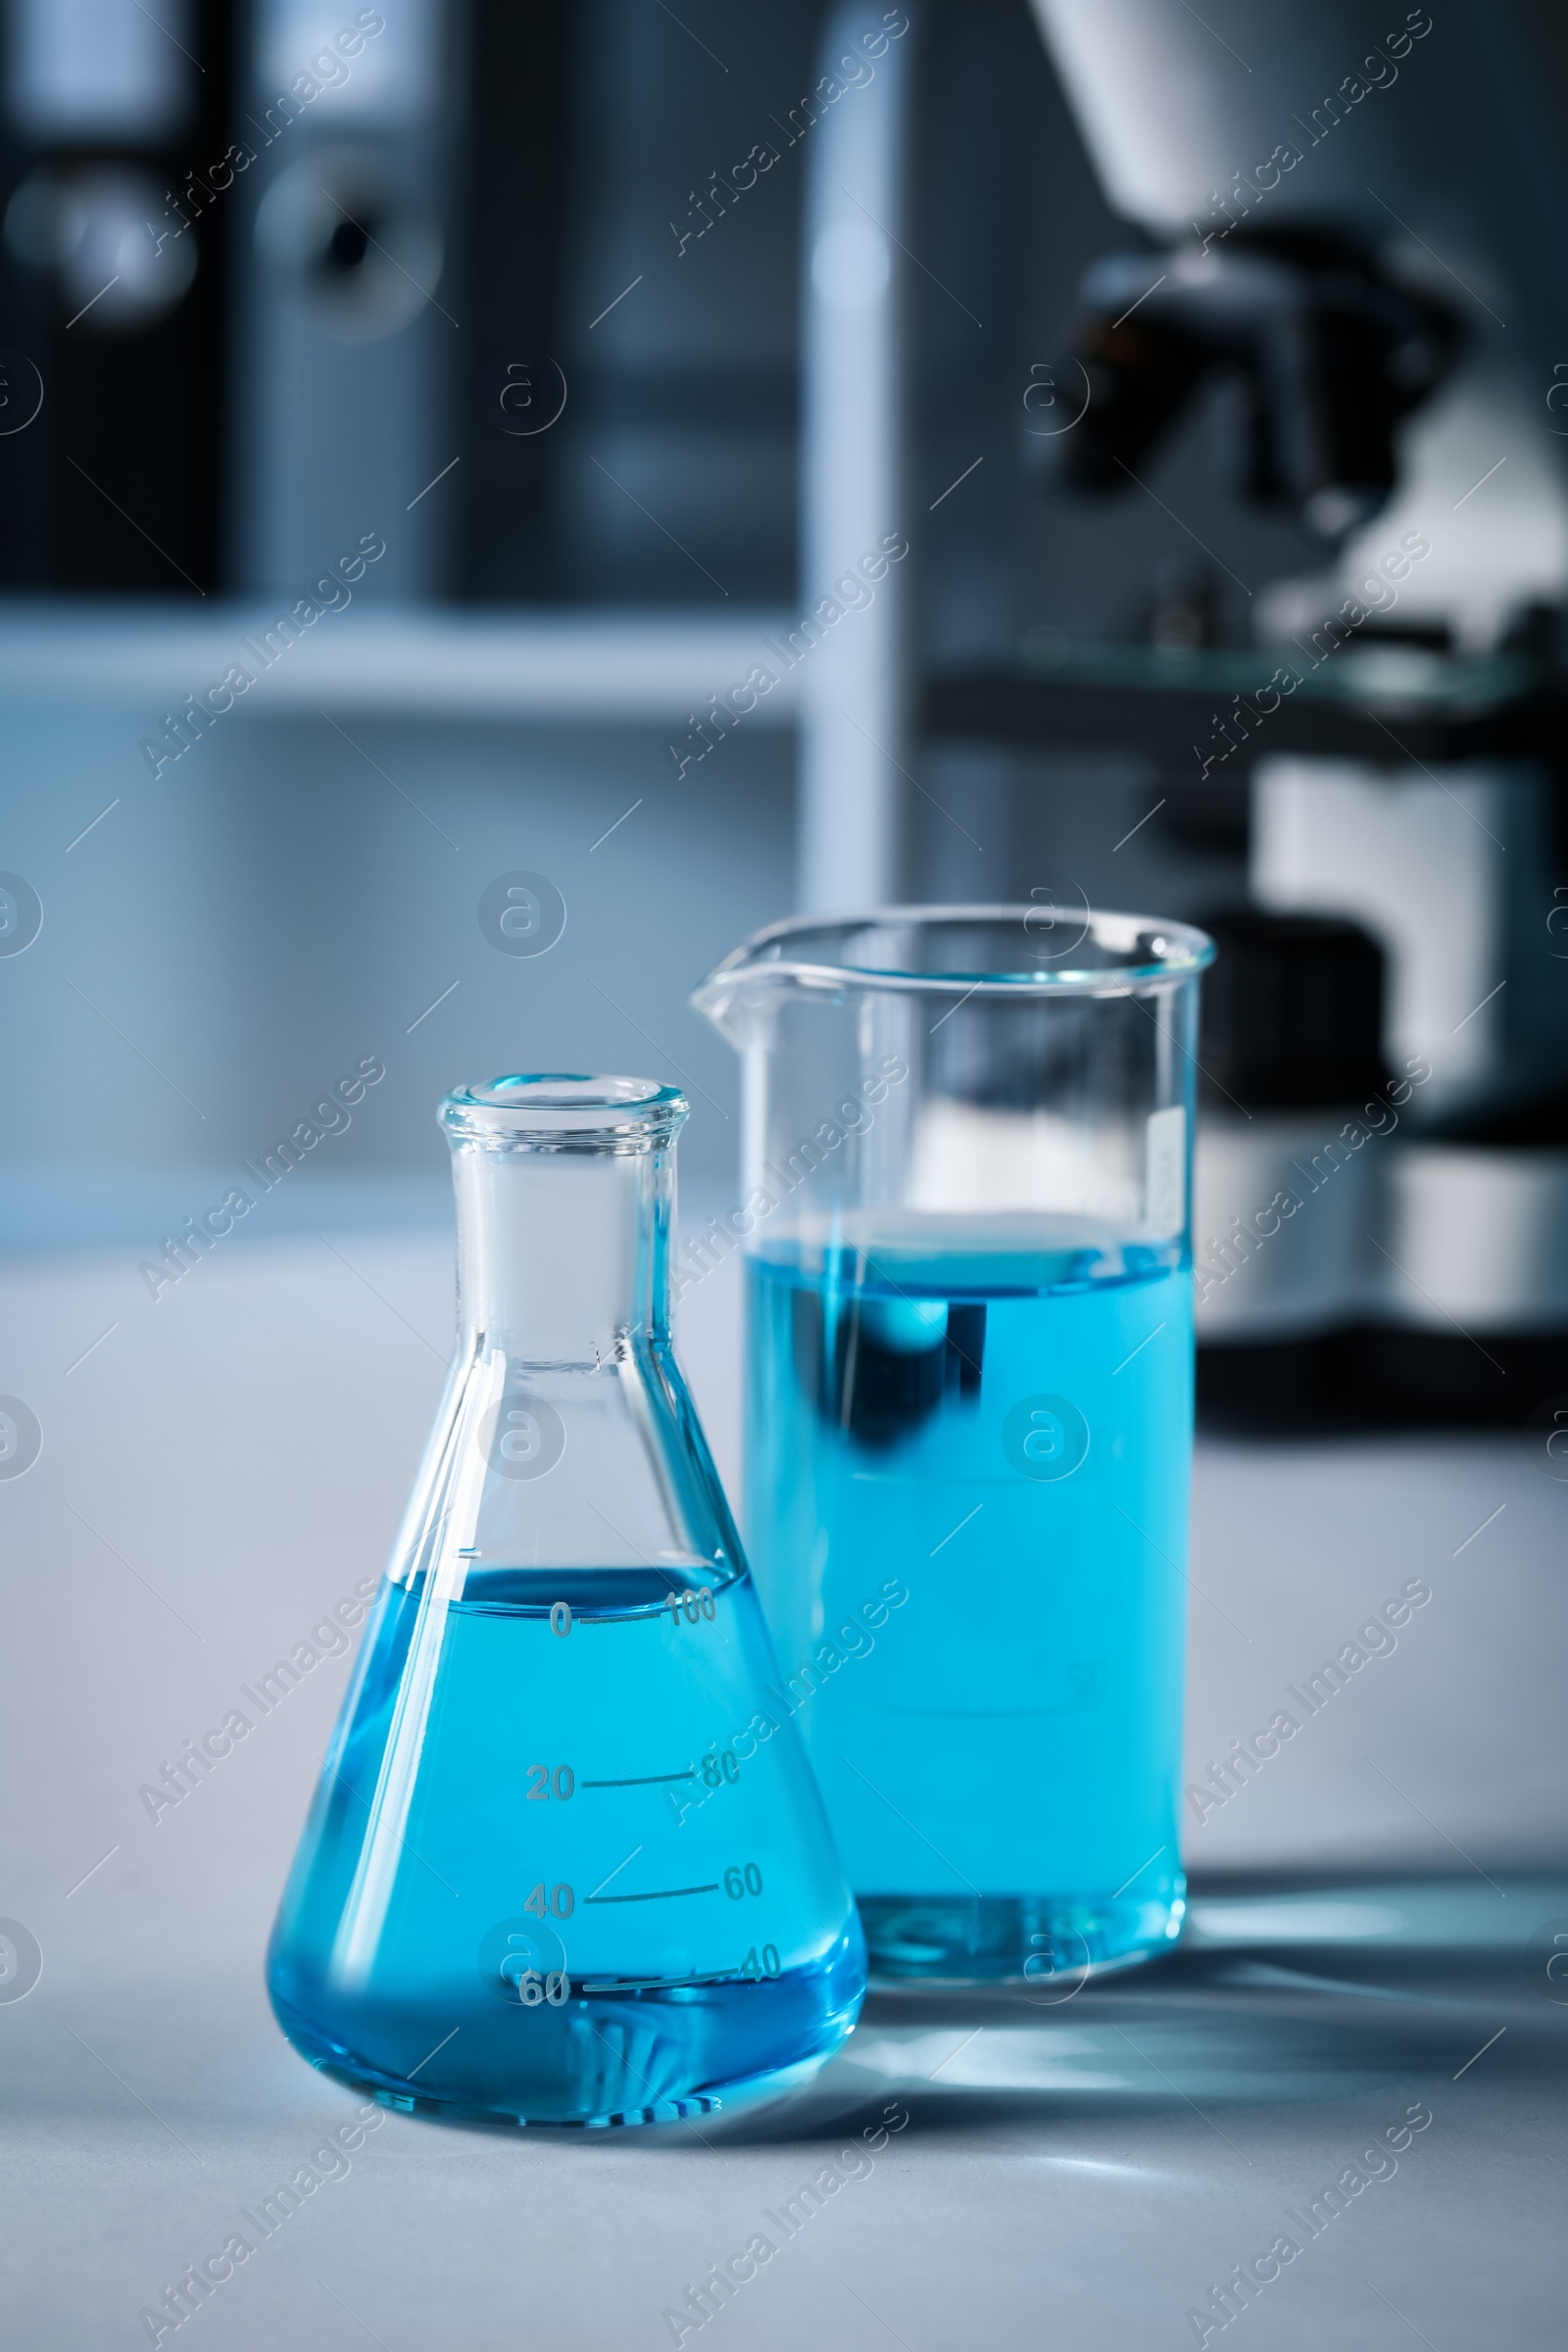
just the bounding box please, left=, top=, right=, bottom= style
left=268, top=1074, right=865, bottom=2129
left=693, top=907, right=1213, bottom=1984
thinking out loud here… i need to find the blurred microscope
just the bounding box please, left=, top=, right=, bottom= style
left=1016, top=0, right=1568, bottom=1426
left=872, top=0, right=1568, bottom=1427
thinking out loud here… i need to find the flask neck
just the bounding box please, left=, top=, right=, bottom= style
left=452, top=1142, right=674, bottom=1363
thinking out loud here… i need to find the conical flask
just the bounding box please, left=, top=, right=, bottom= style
left=268, top=1074, right=865, bottom=2129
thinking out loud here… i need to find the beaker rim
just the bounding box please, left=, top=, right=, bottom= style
left=441, top=1073, right=688, bottom=1146
left=692, top=903, right=1214, bottom=1019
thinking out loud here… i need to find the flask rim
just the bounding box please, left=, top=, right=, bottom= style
left=440, top=1072, right=688, bottom=1148
left=692, top=902, right=1214, bottom=1026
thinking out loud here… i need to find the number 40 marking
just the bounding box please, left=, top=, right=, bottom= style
left=523, top=1882, right=574, bottom=1919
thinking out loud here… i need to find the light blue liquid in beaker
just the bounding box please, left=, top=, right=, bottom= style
left=745, top=1233, right=1192, bottom=1982
left=268, top=1565, right=864, bottom=2128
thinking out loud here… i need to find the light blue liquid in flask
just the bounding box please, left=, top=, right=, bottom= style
left=268, top=1076, right=864, bottom=2128
left=695, top=906, right=1213, bottom=1984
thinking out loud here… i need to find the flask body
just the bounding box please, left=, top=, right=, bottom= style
left=267, top=1076, right=864, bottom=2128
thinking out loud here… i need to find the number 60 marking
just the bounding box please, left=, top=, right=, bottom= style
left=514, top=1969, right=570, bottom=2007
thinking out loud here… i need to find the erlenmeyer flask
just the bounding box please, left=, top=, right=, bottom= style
left=268, top=1074, right=865, bottom=2129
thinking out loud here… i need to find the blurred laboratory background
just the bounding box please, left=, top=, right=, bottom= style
left=3, top=0, right=1568, bottom=1876
left=4, top=4, right=1568, bottom=2340
left=4, top=0, right=1568, bottom=1419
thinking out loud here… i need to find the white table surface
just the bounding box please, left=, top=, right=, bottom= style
left=2, top=1226, right=1563, bottom=2348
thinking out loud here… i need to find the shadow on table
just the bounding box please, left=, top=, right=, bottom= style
left=725, top=1872, right=1568, bottom=2148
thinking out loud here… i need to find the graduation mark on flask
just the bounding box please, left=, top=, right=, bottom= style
left=579, top=1767, right=697, bottom=1789
left=585, top=1881, right=721, bottom=1904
